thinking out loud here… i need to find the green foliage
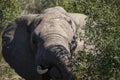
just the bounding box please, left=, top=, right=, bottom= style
left=0, top=0, right=21, bottom=78
left=0, top=0, right=21, bottom=35
left=72, top=0, right=120, bottom=80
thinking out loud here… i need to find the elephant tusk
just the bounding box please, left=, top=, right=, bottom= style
left=37, top=66, right=48, bottom=75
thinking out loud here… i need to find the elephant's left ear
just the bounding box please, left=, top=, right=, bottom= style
left=67, top=13, right=88, bottom=38
left=67, top=13, right=87, bottom=28
left=67, top=13, right=88, bottom=54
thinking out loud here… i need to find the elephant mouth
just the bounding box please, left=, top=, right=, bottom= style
left=37, top=65, right=63, bottom=79
left=36, top=58, right=75, bottom=80
left=37, top=65, right=74, bottom=80
left=36, top=45, right=75, bottom=80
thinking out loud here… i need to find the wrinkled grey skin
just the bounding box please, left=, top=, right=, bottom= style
left=2, top=6, right=87, bottom=80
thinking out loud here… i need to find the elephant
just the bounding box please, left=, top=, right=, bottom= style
left=2, top=6, right=88, bottom=80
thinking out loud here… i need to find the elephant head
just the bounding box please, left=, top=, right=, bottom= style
left=2, top=6, right=87, bottom=80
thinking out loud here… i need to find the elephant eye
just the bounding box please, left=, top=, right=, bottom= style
left=31, top=33, right=39, bottom=49
left=67, top=20, right=72, bottom=25
left=32, top=38, right=37, bottom=44
left=32, top=33, right=44, bottom=47
left=31, top=34, right=37, bottom=44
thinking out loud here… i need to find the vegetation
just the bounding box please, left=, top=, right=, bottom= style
left=0, top=0, right=22, bottom=80
left=0, top=0, right=21, bottom=61
left=0, top=0, right=120, bottom=80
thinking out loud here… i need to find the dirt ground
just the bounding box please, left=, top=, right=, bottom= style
left=0, top=58, right=24, bottom=80
left=0, top=37, right=23, bottom=80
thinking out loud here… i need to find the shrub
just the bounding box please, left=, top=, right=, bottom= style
left=0, top=0, right=21, bottom=64
left=0, top=0, right=21, bottom=35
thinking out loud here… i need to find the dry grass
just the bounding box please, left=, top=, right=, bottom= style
left=0, top=37, right=24, bottom=80
left=0, top=58, right=24, bottom=80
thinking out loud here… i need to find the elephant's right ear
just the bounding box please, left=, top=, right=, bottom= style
left=2, top=14, right=43, bottom=78
left=2, top=14, right=41, bottom=46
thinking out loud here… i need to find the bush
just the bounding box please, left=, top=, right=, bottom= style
left=0, top=0, right=21, bottom=64
left=0, top=1, right=21, bottom=79
left=73, top=0, right=120, bottom=80
left=0, top=0, right=21, bottom=35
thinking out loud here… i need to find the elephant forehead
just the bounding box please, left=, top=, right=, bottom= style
left=35, top=18, right=74, bottom=41
left=43, top=6, right=67, bottom=14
